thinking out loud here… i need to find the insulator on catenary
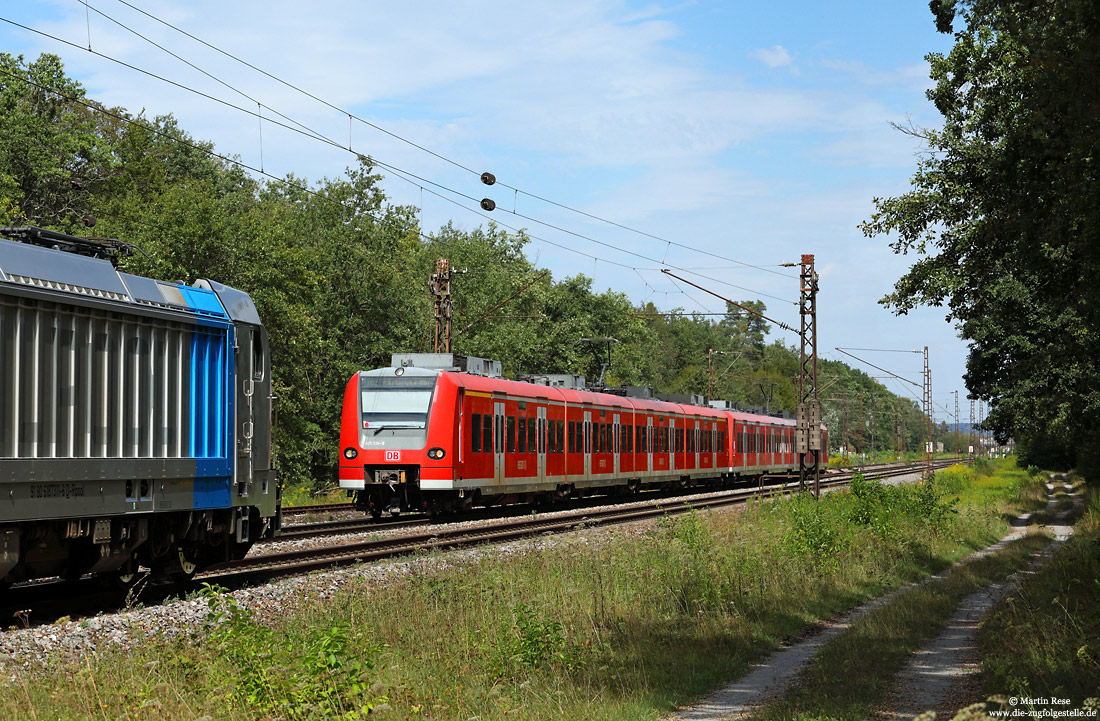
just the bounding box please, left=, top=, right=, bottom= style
left=480, top=198, right=496, bottom=211
left=480, top=171, right=496, bottom=186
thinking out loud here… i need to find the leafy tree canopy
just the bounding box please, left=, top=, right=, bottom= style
left=861, top=0, right=1099, bottom=471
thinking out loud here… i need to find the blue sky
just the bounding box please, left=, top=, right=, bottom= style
left=3, top=1, right=976, bottom=423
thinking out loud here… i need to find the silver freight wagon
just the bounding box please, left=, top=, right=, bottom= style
left=0, top=227, right=279, bottom=585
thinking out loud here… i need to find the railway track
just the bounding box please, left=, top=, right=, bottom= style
left=273, top=458, right=959, bottom=541
left=0, top=459, right=958, bottom=626
left=275, top=460, right=954, bottom=520
left=208, top=459, right=956, bottom=586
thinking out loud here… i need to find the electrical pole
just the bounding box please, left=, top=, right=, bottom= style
left=841, top=389, right=849, bottom=459
left=869, top=391, right=876, bottom=461
left=895, top=400, right=901, bottom=459
left=972, top=400, right=981, bottom=457
left=706, top=349, right=735, bottom=400
left=796, top=255, right=821, bottom=497
left=923, top=346, right=932, bottom=482
left=858, top=388, right=864, bottom=463
left=429, top=259, right=468, bottom=353
left=978, top=399, right=985, bottom=457
left=954, top=390, right=960, bottom=460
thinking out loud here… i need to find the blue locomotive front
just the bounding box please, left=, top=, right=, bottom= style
left=0, top=227, right=279, bottom=585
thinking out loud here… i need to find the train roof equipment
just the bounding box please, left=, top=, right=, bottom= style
left=391, top=353, right=502, bottom=377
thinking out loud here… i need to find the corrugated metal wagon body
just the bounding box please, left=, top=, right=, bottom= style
left=0, top=229, right=278, bottom=585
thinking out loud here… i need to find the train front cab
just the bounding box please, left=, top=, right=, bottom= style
left=339, top=366, right=452, bottom=517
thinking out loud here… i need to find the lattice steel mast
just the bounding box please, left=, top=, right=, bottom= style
left=796, top=255, right=821, bottom=497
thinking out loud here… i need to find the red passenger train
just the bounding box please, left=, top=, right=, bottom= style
left=338, top=355, right=827, bottom=517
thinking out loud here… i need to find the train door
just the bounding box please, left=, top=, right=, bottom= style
left=537, top=406, right=547, bottom=481
left=646, top=416, right=653, bottom=475
left=692, top=419, right=700, bottom=469
left=583, top=410, right=592, bottom=479
left=612, top=413, right=620, bottom=475
left=664, top=418, right=673, bottom=473
left=493, top=401, right=506, bottom=484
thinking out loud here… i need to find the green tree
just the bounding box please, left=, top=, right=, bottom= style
left=0, top=53, right=114, bottom=230
left=860, top=0, right=1100, bottom=472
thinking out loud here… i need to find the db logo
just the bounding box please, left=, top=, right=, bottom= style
left=385, top=450, right=401, bottom=462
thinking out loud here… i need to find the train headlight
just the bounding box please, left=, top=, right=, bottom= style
left=427, top=447, right=446, bottom=460
left=343, top=447, right=359, bottom=460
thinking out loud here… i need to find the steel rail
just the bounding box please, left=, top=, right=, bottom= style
left=204, top=460, right=955, bottom=586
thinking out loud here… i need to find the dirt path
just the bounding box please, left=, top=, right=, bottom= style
left=880, top=481, right=1078, bottom=720
left=664, top=478, right=1070, bottom=721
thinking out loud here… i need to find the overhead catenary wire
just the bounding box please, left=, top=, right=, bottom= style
left=833, top=348, right=921, bottom=388
left=3, top=13, right=794, bottom=306
left=101, top=0, right=795, bottom=279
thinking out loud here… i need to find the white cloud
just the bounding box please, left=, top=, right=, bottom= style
left=750, top=45, right=795, bottom=69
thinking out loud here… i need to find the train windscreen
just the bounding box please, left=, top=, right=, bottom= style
left=359, top=374, right=437, bottom=429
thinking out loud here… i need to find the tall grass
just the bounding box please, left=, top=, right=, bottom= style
left=2, top=468, right=1036, bottom=721
left=979, top=489, right=1100, bottom=706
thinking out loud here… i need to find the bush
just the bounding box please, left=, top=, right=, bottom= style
left=971, top=455, right=995, bottom=477
left=934, top=463, right=975, bottom=494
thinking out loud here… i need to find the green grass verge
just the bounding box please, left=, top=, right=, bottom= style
left=978, top=489, right=1100, bottom=707
left=750, top=532, right=1053, bottom=721
left=2, top=465, right=1043, bottom=721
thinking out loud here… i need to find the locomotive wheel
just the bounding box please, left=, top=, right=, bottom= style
left=170, top=546, right=199, bottom=581
left=113, top=556, right=146, bottom=591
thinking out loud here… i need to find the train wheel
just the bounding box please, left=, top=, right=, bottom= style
left=171, top=546, right=199, bottom=581
left=114, top=556, right=146, bottom=591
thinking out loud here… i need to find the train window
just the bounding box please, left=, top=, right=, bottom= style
left=483, top=415, right=493, bottom=453
left=507, top=416, right=516, bottom=453
left=529, top=419, right=537, bottom=454
left=518, top=418, right=527, bottom=453
left=548, top=421, right=556, bottom=453
left=585, top=421, right=592, bottom=454
left=472, top=413, right=481, bottom=453
left=556, top=421, right=564, bottom=453
left=626, top=425, right=633, bottom=453
left=251, top=329, right=265, bottom=381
